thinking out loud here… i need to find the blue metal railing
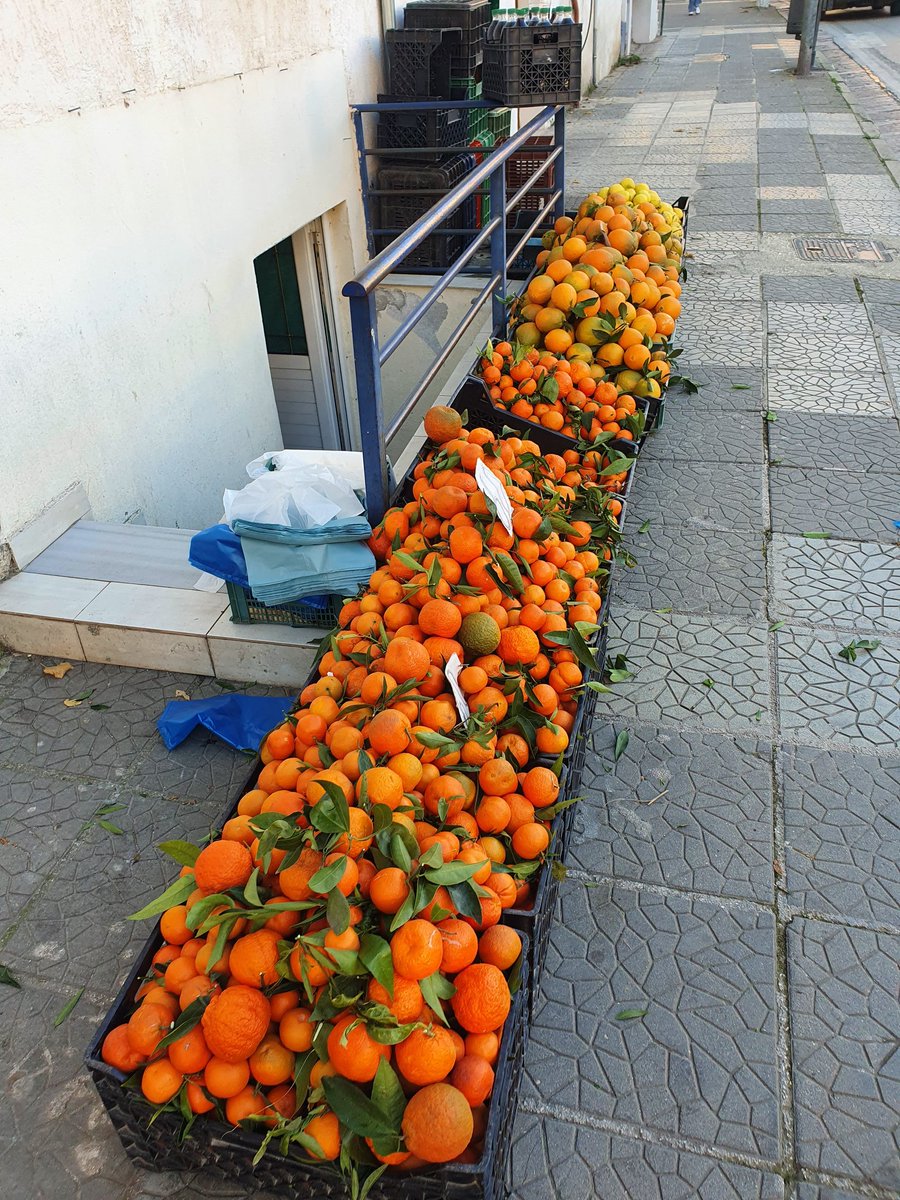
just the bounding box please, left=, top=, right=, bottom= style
left=343, top=102, right=566, bottom=524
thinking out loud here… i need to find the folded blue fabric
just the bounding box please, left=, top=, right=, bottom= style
left=240, top=535, right=375, bottom=606
left=188, top=525, right=332, bottom=609
left=232, top=516, right=372, bottom=546
left=189, top=524, right=250, bottom=588
left=157, top=695, right=294, bottom=752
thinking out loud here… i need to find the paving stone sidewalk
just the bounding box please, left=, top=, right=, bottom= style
left=1, top=4, right=899, bottom=1199
left=517, top=3, right=900, bottom=1198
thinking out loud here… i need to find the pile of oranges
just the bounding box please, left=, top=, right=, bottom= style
left=102, top=402, right=624, bottom=1190
left=475, top=180, right=684, bottom=437
left=99, top=181, right=687, bottom=1194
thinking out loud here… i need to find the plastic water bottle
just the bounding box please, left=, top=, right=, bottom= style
left=487, top=4, right=512, bottom=39
left=555, top=2, right=574, bottom=22
left=534, top=0, right=553, bottom=24
left=517, top=5, right=533, bottom=25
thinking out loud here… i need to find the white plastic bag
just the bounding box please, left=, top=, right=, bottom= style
left=223, top=464, right=364, bottom=530
left=245, top=449, right=367, bottom=494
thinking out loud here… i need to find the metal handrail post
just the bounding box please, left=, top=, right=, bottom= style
left=554, top=106, right=566, bottom=219
left=352, top=110, right=376, bottom=260
left=348, top=292, right=391, bottom=524
left=490, top=160, right=508, bottom=332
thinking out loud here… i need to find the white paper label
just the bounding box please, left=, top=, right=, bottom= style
left=444, top=653, right=470, bottom=722
left=475, top=458, right=514, bottom=536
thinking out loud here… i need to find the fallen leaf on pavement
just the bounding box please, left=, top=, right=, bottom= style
left=174, top=690, right=191, bottom=701
left=43, top=662, right=73, bottom=678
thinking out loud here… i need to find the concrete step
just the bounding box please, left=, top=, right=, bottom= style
left=0, top=524, right=325, bottom=685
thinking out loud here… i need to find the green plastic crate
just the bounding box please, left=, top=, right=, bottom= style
left=225, top=581, right=343, bottom=629
left=487, top=106, right=511, bottom=140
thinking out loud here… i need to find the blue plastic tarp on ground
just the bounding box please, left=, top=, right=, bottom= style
left=157, top=695, right=294, bottom=752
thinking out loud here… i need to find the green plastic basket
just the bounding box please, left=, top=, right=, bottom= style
left=225, top=581, right=343, bottom=629
left=487, top=106, right=511, bottom=141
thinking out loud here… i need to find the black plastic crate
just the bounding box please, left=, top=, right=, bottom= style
left=376, top=153, right=477, bottom=268
left=404, top=0, right=490, bottom=78
left=376, top=95, right=470, bottom=152
left=503, top=135, right=557, bottom=213
left=386, top=28, right=460, bottom=98
left=86, top=914, right=530, bottom=1200
left=483, top=21, right=582, bottom=106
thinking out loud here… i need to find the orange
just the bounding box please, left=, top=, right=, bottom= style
left=225, top=1085, right=268, bottom=1126
left=450, top=963, right=511, bottom=1033
left=396, top=1025, right=457, bottom=1086
left=436, top=917, right=479, bottom=974
left=159, top=905, right=192, bottom=946
left=279, top=1007, right=315, bottom=1052
left=141, top=1059, right=183, bottom=1105
left=228, top=929, right=281, bottom=989
left=305, top=1111, right=341, bottom=1160
left=201, top=985, right=270, bottom=1063
left=478, top=925, right=523, bottom=970
left=327, top=1014, right=390, bottom=1083
left=419, top=598, right=463, bottom=638
left=101, top=1024, right=146, bottom=1072
left=512, top=822, right=551, bottom=859
left=497, top=625, right=540, bottom=665
left=451, top=1055, right=495, bottom=1106
left=478, top=758, right=518, bottom=797
left=250, top=1035, right=295, bottom=1086
left=369, top=867, right=411, bottom=914
left=522, top=766, right=560, bottom=808
left=367, top=976, right=423, bottom=1023
left=126, top=1003, right=171, bottom=1057
left=391, top=919, right=443, bottom=980
left=278, top=847, right=324, bottom=902
left=167, top=1027, right=212, bottom=1075
left=401, top=1083, right=474, bottom=1164
left=193, top=840, right=253, bottom=894
left=365, top=708, right=413, bottom=757
left=204, top=1056, right=251, bottom=1099
left=424, top=406, right=463, bottom=444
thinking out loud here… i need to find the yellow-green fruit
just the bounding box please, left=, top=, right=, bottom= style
left=566, top=342, right=593, bottom=363
left=575, top=317, right=609, bottom=348
left=514, top=322, right=541, bottom=348
left=459, top=613, right=501, bottom=657
left=615, top=369, right=642, bottom=393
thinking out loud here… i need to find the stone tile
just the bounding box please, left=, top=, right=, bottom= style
left=207, top=612, right=318, bottom=688
left=768, top=330, right=881, bottom=371
left=866, top=303, right=900, bottom=335
left=770, top=535, right=900, bottom=632
left=509, top=1110, right=785, bottom=1200
left=765, top=302, right=871, bottom=336
left=788, top=919, right=900, bottom=1188
left=758, top=187, right=826, bottom=199
left=0, top=983, right=136, bottom=1200
left=616, top=527, right=767, bottom=619
left=768, top=467, right=899, bottom=544
left=759, top=201, right=836, bottom=216
left=0, top=656, right=210, bottom=782
left=680, top=273, right=761, bottom=303
left=0, top=613, right=87, bottom=662
left=1, top=789, right=224, bottom=994
left=524, top=883, right=780, bottom=1158
left=671, top=365, right=764, bottom=411
left=781, top=744, right=900, bottom=926
left=642, top=411, right=764, bottom=463
left=575, top=723, right=774, bottom=902
left=607, top=608, right=772, bottom=734
left=767, top=371, right=893, bottom=416
left=689, top=215, right=760, bottom=233
left=793, top=1186, right=866, bottom=1200
left=761, top=214, right=840, bottom=234
left=825, top=174, right=900, bottom=200
left=623, top=460, right=767, bottom=534
left=0, top=765, right=114, bottom=928
left=767, top=414, right=900, bottom=472
left=775, top=629, right=900, bottom=751
left=859, top=277, right=900, bottom=304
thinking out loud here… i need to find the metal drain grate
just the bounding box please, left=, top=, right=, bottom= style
left=794, top=237, right=892, bottom=263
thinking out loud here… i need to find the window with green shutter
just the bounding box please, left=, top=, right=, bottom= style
left=254, top=238, right=309, bottom=356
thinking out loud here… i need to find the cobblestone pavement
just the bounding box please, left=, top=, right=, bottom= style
left=2, top=3, right=900, bottom=1199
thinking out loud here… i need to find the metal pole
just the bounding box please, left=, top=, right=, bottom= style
left=353, top=110, right=376, bottom=260
left=554, top=107, right=566, bottom=220
left=490, top=162, right=508, bottom=333
left=796, top=0, right=819, bottom=76
left=348, top=292, right=391, bottom=525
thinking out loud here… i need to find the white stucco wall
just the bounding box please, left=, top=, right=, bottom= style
left=0, top=2, right=384, bottom=543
